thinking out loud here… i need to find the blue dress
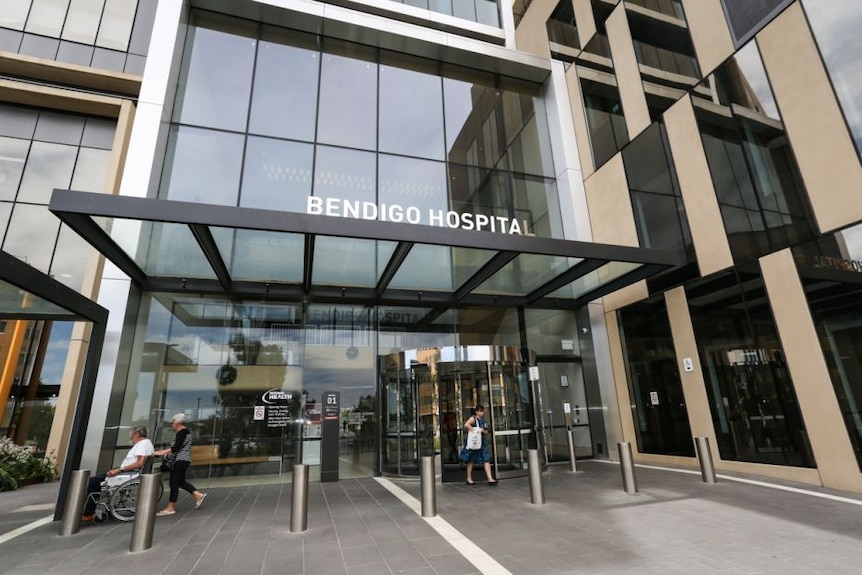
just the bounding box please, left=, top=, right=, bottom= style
left=460, top=416, right=490, bottom=464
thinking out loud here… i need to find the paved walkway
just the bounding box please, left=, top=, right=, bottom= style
left=2, top=461, right=862, bottom=574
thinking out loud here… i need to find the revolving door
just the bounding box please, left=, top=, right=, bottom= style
left=380, top=346, right=542, bottom=480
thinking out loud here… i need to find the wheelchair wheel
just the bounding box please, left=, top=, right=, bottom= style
left=110, top=479, right=140, bottom=522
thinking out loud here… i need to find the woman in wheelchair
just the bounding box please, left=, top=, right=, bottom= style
left=81, top=425, right=154, bottom=522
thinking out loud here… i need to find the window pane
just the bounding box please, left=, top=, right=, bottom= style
left=0, top=137, right=30, bottom=202
left=0, top=202, right=12, bottom=234
left=379, top=55, right=444, bottom=160
left=803, top=0, right=862, bottom=158
left=3, top=203, right=60, bottom=272
left=1, top=0, right=34, bottom=30
left=240, top=136, right=313, bottom=212
left=378, top=154, right=447, bottom=215
left=95, top=0, right=138, bottom=50
left=174, top=16, right=257, bottom=132
left=443, top=73, right=503, bottom=168
left=61, top=0, right=105, bottom=44
left=313, top=238, right=394, bottom=287
left=211, top=228, right=304, bottom=283
left=81, top=117, right=116, bottom=149
left=17, top=142, right=78, bottom=204
left=721, top=0, right=792, bottom=42
left=49, top=223, right=92, bottom=292
left=159, top=126, right=244, bottom=206
left=317, top=41, right=377, bottom=150
left=313, top=146, right=376, bottom=205
left=70, top=147, right=111, bottom=193
left=475, top=0, right=500, bottom=26
left=0, top=104, right=38, bottom=139
left=248, top=28, right=319, bottom=142
left=25, top=0, right=70, bottom=37
left=34, top=110, right=85, bottom=145
left=140, top=222, right=215, bottom=279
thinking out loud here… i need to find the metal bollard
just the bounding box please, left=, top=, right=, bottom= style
left=59, top=469, right=90, bottom=536
left=290, top=464, right=309, bottom=533
left=526, top=449, right=545, bottom=505
left=694, top=436, right=717, bottom=484
left=130, top=473, right=161, bottom=552
left=617, top=442, right=638, bottom=494
left=566, top=429, right=579, bottom=473
left=420, top=455, right=437, bottom=518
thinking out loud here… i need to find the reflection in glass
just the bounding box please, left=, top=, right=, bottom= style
left=211, top=228, right=304, bottom=283
left=503, top=90, right=555, bottom=177
left=248, top=28, right=319, bottom=142
left=140, top=222, right=216, bottom=279
left=3, top=0, right=32, bottom=30
left=389, top=244, right=454, bottom=291
left=240, top=136, right=313, bottom=212
left=317, top=41, right=377, bottom=150
left=475, top=254, right=580, bottom=296
left=443, top=73, right=504, bottom=169
left=24, top=0, right=67, bottom=36
left=3, top=203, right=60, bottom=272
left=60, top=0, right=102, bottom=44
left=379, top=55, right=444, bottom=160
left=159, top=126, right=244, bottom=206
left=619, top=297, right=694, bottom=456
left=313, top=146, right=376, bottom=206
left=795, top=223, right=862, bottom=470
left=547, top=0, right=579, bottom=49
left=378, top=154, right=447, bottom=214
left=16, top=141, right=77, bottom=204
left=622, top=122, right=693, bottom=259
left=694, top=43, right=814, bottom=262
left=581, top=79, right=629, bottom=168
left=174, top=16, right=257, bottom=132
left=687, top=268, right=814, bottom=467
left=0, top=137, right=29, bottom=201
left=549, top=261, right=642, bottom=299
left=0, top=281, right=70, bottom=316
left=49, top=224, right=92, bottom=292
left=803, top=0, right=862, bottom=158
left=312, top=238, right=395, bottom=287
left=96, top=0, right=137, bottom=50
left=70, top=147, right=111, bottom=193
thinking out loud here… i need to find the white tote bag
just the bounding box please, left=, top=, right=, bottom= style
left=466, top=426, right=482, bottom=450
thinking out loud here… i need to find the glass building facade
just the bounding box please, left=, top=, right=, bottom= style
left=4, top=0, right=862, bottom=504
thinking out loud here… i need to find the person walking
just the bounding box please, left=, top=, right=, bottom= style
left=460, top=405, right=498, bottom=486
left=154, top=413, right=206, bottom=515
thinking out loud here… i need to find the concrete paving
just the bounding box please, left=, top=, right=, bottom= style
left=2, top=461, right=862, bottom=574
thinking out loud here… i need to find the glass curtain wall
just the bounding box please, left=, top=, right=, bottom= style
left=692, top=42, right=815, bottom=263
left=802, top=0, right=862, bottom=159
left=156, top=12, right=559, bottom=286
left=619, top=298, right=694, bottom=456
left=386, top=0, right=500, bottom=27
left=794, top=223, right=862, bottom=471
left=687, top=266, right=814, bottom=467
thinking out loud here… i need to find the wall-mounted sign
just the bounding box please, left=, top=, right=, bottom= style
left=253, top=406, right=265, bottom=421
left=561, top=374, right=569, bottom=387
left=683, top=357, right=694, bottom=372
left=528, top=366, right=540, bottom=381
left=307, top=197, right=536, bottom=236
left=649, top=391, right=659, bottom=406
left=260, top=388, right=292, bottom=428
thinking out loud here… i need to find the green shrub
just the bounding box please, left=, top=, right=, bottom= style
left=0, top=437, right=56, bottom=491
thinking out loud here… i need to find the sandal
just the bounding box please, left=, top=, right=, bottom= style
left=195, top=493, right=207, bottom=509
left=156, top=509, right=176, bottom=516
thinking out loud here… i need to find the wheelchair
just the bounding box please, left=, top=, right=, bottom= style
left=88, top=456, right=164, bottom=523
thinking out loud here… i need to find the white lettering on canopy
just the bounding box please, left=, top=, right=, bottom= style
left=306, top=197, right=535, bottom=236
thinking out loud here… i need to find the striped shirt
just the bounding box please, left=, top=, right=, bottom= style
left=171, top=428, right=192, bottom=463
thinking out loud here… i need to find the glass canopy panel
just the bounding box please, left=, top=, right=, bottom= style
left=211, top=227, right=304, bottom=283
left=0, top=279, right=71, bottom=316
left=140, top=222, right=216, bottom=279
left=473, top=253, right=582, bottom=296
left=312, top=237, right=396, bottom=287
left=548, top=261, right=643, bottom=299
left=388, top=245, right=497, bottom=292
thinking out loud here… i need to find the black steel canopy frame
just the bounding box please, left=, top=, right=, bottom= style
left=49, top=190, right=682, bottom=310
left=0, top=250, right=108, bottom=521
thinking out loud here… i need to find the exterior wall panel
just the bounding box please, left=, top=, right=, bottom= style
left=681, top=0, right=735, bottom=77
left=757, top=2, right=862, bottom=233
left=663, top=95, right=734, bottom=275
left=761, top=249, right=862, bottom=492
left=606, top=4, right=651, bottom=139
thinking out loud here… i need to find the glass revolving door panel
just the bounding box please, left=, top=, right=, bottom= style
left=380, top=346, right=540, bottom=480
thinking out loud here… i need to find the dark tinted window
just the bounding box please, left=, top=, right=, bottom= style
left=721, top=0, right=793, bottom=43
left=619, top=298, right=694, bottom=457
